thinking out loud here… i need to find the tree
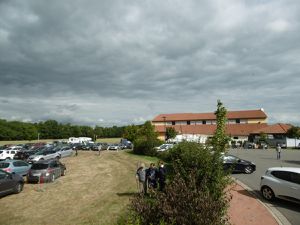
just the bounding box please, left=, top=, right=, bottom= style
left=133, top=121, right=161, bottom=156
left=259, top=132, right=267, bottom=143
left=123, top=125, right=139, bottom=142
left=211, top=100, right=230, bottom=153
left=286, top=126, right=300, bottom=148
left=165, top=127, right=177, bottom=140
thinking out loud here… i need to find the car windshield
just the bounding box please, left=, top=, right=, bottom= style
left=0, top=162, right=10, bottom=168
left=223, top=155, right=239, bottom=162
left=31, top=163, right=48, bottom=170
left=34, top=151, right=44, bottom=155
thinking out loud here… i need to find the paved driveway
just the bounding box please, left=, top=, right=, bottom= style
left=229, top=148, right=300, bottom=225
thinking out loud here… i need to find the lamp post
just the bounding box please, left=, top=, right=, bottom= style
left=37, top=133, right=40, bottom=142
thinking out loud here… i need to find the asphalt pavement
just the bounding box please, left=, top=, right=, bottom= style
left=229, top=148, right=300, bottom=225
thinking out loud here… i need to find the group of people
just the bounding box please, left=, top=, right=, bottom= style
left=136, top=161, right=166, bottom=194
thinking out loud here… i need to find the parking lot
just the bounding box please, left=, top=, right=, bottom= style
left=0, top=151, right=151, bottom=225
left=229, top=148, right=300, bottom=225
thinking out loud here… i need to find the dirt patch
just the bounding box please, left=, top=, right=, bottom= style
left=0, top=151, right=152, bottom=225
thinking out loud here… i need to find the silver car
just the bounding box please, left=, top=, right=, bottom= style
left=27, top=160, right=66, bottom=183
left=260, top=167, right=300, bottom=203
left=27, top=149, right=60, bottom=163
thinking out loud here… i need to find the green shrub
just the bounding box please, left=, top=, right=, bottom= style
left=133, top=137, right=161, bottom=156
left=126, top=170, right=230, bottom=225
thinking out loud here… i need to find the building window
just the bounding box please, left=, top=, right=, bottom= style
left=202, top=120, right=206, bottom=124
left=233, top=137, right=239, bottom=139
left=187, top=121, right=191, bottom=125
left=236, top=119, right=240, bottom=124
left=172, top=121, right=175, bottom=125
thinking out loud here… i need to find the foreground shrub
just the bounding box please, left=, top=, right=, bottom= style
left=124, top=171, right=230, bottom=225
left=168, top=142, right=231, bottom=200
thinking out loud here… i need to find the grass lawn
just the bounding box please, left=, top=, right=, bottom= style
left=0, top=150, right=158, bottom=225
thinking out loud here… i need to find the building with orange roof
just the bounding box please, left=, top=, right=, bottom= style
left=152, top=109, right=292, bottom=147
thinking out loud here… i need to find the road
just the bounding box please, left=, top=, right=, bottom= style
left=229, top=148, right=300, bottom=225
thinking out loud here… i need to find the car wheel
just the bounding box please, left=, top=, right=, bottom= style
left=56, top=156, right=60, bottom=160
left=261, top=186, right=275, bottom=201
left=6, top=157, right=11, bottom=160
left=244, top=166, right=253, bottom=174
left=14, top=182, right=23, bottom=194
left=39, top=158, right=44, bottom=161
left=51, top=174, right=55, bottom=182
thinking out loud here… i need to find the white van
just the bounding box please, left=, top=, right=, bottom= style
left=0, top=149, right=20, bottom=160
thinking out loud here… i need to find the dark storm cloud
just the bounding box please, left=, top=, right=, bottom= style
left=0, top=0, right=300, bottom=125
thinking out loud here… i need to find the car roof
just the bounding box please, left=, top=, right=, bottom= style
left=267, top=167, right=300, bottom=173
left=33, top=159, right=56, bottom=164
left=3, top=159, right=24, bottom=163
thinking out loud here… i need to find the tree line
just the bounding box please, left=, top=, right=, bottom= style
left=0, top=119, right=129, bottom=141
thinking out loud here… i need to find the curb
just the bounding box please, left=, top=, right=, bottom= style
left=232, top=178, right=291, bottom=225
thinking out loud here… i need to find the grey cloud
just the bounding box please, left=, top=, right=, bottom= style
left=0, top=0, right=300, bottom=126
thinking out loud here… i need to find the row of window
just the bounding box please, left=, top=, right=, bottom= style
left=165, top=119, right=244, bottom=126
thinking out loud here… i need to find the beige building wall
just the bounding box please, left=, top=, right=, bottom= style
left=247, top=118, right=267, bottom=124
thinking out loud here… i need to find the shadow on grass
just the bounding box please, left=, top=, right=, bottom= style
left=117, top=192, right=138, bottom=197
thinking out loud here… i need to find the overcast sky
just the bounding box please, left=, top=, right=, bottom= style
left=0, top=0, right=299, bottom=127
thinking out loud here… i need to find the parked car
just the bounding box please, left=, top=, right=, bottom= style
left=27, top=159, right=66, bottom=183
left=4, top=146, right=24, bottom=151
left=120, top=139, right=133, bottom=149
left=258, top=142, right=268, bottom=149
left=0, top=169, right=24, bottom=197
left=0, top=160, right=31, bottom=176
left=54, top=146, right=74, bottom=158
left=108, top=144, right=121, bottom=150
left=13, top=150, right=36, bottom=161
left=0, top=149, right=21, bottom=160
left=222, top=154, right=256, bottom=174
left=81, top=143, right=94, bottom=151
left=27, top=149, right=60, bottom=163
left=243, top=142, right=255, bottom=149
left=260, top=167, right=300, bottom=203
left=155, top=144, right=174, bottom=152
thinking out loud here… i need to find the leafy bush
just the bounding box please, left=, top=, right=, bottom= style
left=126, top=170, right=230, bottom=225
left=133, top=137, right=161, bottom=156
left=132, top=121, right=162, bottom=156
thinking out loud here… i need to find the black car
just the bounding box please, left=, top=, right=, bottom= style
left=13, top=150, right=36, bottom=160
left=222, top=154, right=256, bottom=174
left=0, top=170, right=24, bottom=197
left=27, top=159, right=66, bottom=183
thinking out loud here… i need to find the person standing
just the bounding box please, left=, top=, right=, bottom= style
left=276, top=144, right=281, bottom=160
left=136, top=163, right=147, bottom=194
left=146, top=163, right=158, bottom=190
left=158, top=161, right=166, bottom=191
left=98, top=143, right=101, bottom=156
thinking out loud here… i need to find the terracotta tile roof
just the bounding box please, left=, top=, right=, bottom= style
left=152, top=109, right=267, bottom=122
left=250, top=123, right=292, bottom=134
left=155, top=123, right=269, bottom=136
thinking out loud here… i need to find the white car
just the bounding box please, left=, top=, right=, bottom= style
left=260, top=167, right=300, bottom=203
left=108, top=144, right=120, bottom=151
left=155, top=144, right=174, bottom=152
left=0, top=149, right=21, bottom=160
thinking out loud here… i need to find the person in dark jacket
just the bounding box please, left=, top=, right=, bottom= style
left=158, top=161, right=166, bottom=191
left=146, top=163, right=158, bottom=190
